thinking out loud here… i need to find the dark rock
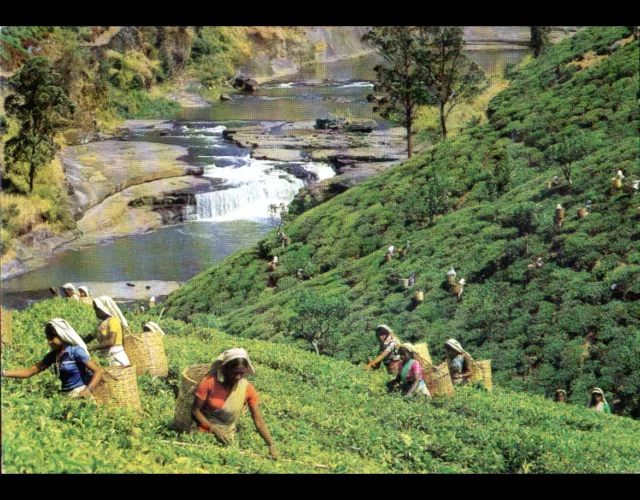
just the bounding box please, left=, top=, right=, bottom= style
left=146, top=285, right=151, bottom=290
left=185, top=166, right=204, bottom=176
left=222, top=129, right=237, bottom=139
left=277, top=164, right=320, bottom=183
left=345, top=119, right=377, bottom=133
left=243, top=79, right=259, bottom=92
left=220, top=94, right=231, bottom=101
left=233, top=76, right=248, bottom=89
left=126, top=282, right=135, bottom=287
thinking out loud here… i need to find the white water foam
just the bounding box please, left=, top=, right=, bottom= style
left=196, top=160, right=304, bottom=221
left=339, top=81, right=374, bottom=88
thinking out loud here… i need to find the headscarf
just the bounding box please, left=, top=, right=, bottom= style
left=399, top=343, right=416, bottom=358
left=93, top=296, right=129, bottom=330
left=445, top=339, right=467, bottom=355
left=47, top=319, right=89, bottom=356
left=210, top=348, right=255, bottom=383
left=587, top=388, right=608, bottom=408
left=143, top=321, right=165, bottom=336
left=63, top=283, right=77, bottom=293
left=78, top=286, right=90, bottom=297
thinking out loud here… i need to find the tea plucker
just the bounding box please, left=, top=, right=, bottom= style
left=191, top=348, right=278, bottom=459
left=364, top=325, right=403, bottom=375
left=83, top=296, right=131, bottom=367
left=444, top=339, right=473, bottom=384
left=387, top=344, right=431, bottom=398
left=2, top=319, right=102, bottom=399
left=62, top=283, right=80, bottom=301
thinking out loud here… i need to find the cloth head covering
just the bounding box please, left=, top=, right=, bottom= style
left=47, top=319, right=89, bottom=356
left=63, top=283, right=76, bottom=292
left=93, top=296, right=129, bottom=329
left=78, top=286, right=90, bottom=297
left=458, top=279, right=466, bottom=285
left=143, top=321, right=165, bottom=336
left=375, top=324, right=393, bottom=336
left=445, top=339, right=466, bottom=354
left=587, top=387, right=608, bottom=408
left=447, top=267, right=456, bottom=276
left=399, top=343, right=416, bottom=358
left=210, top=348, right=255, bottom=383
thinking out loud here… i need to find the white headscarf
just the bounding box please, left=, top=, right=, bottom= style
left=78, top=286, right=90, bottom=297
left=63, top=283, right=77, bottom=293
left=445, top=339, right=466, bottom=354
left=210, top=348, right=255, bottom=383
left=143, top=321, right=165, bottom=336
left=587, top=388, right=608, bottom=409
left=47, top=319, right=89, bottom=356
left=93, top=296, right=129, bottom=329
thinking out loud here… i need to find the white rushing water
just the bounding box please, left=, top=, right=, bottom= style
left=195, top=160, right=335, bottom=222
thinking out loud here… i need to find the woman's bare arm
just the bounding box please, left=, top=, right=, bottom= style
left=3, top=359, right=50, bottom=379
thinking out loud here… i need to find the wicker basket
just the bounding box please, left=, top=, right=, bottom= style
left=469, top=360, right=493, bottom=392
left=174, top=364, right=211, bottom=432
left=414, top=290, right=424, bottom=303
left=1, top=307, right=12, bottom=345
left=423, top=363, right=454, bottom=397
left=545, top=181, right=552, bottom=190
left=123, top=332, right=169, bottom=377
left=446, top=274, right=457, bottom=287
left=93, top=365, right=142, bottom=411
left=555, top=207, right=564, bottom=223
left=577, top=207, right=587, bottom=219
left=399, top=279, right=409, bottom=289
left=412, top=342, right=431, bottom=365
left=451, top=284, right=462, bottom=296
left=385, top=253, right=392, bottom=262
left=268, top=262, right=277, bottom=272
left=612, top=177, right=622, bottom=189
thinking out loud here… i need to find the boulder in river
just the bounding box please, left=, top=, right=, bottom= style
left=345, top=119, right=377, bottom=133
left=243, top=79, right=259, bottom=92
left=220, top=94, right=231, bottom=101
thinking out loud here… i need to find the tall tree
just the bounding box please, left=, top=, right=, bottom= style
left=363, top=26, right=429, bottom=158
left=3, top=57, right=74, bottom=193
left=418, top=26, right=489, bottom=140
left=530, top=26, right=552, bottom=57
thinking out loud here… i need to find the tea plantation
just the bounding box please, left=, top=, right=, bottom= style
left=163, top=26, right=640, bottom=415
left=2, top=299, right=640, bottom=473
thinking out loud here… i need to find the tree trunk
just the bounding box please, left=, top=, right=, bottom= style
left=311, top=340, right=320, bottom=356
left=406, top=123, right=412, bottom=158
left=440, top=103, right=447, bottom=140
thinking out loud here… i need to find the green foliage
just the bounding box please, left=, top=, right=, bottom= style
left=3, top=298, right=640, bottom=473
left=165, top=27, right=640, bottom=416
left=3, top=57, right=74, bottom=192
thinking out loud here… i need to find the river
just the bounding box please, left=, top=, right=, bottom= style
left=2, top=50, right=528, bottom=310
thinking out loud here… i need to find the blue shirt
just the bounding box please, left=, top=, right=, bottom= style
left=43, top=346, right=93, bottom=392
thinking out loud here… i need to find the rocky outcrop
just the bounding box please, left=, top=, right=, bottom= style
left=61, top=128, right=202, bottom=220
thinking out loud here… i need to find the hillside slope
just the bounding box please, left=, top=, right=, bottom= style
left=164, top=27, right=640, bottom=415
left=2, top=299, right=639, bottom=473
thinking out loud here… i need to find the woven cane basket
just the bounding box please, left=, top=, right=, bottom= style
left=446, top=275, right=457, bottom=287
left=414, top=291, right=424, bottom=303
left=93, top=365, right=142, bottom=410
left=470, top=360, right=493, bottom=392
left=1, top=307, right=12, bottom=345
left=413, top=342, right=431, bottom=365
left=174, top=364, right=211, bottom=432
left=612, top=178, right=622, bottom=189
left=424, top=363, right=454, bottom=397
left=577, top=207, right=587, bottom=219
left=123, top=331, right=169, bottom=377
left=399, top=279, right=409, bottom=289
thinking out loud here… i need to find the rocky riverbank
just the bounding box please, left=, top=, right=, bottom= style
left=2, top=121, right=211, bottom=281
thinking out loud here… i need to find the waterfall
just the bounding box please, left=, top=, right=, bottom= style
left=195, top=159, right=306, bottom=221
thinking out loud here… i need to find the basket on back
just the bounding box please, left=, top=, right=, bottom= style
left=93, top=365, right=142, bottom=410
left=123, top=331, right=169, bottom=377
left=174, top=364, right=211, bottom=432
left=469, top=360, right=493, bottom=392
left=423, top=362, right=454, bottom=397
left=412, top=342, right=432, bottom=366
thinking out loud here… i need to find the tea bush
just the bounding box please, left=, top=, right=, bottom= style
left=163, top=27, right=640, bottom=415
left=2, top=299, right=640, bottom=473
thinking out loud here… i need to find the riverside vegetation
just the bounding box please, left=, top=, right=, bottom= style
left=163, top=27, right=640, bottom=415
left=2, top=299, right=640, bottom=473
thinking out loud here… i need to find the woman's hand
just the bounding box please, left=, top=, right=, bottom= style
left=81, top=387, right=93, bottom=399
left=268, top=444, right=279, bottom=460
left=210, top=427, right=230, bottom=446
